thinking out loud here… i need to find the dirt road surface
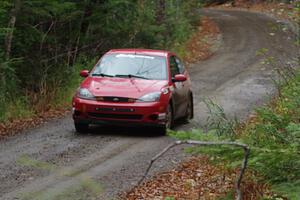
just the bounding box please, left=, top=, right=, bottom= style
left=0, top=9, right=298, bottom=200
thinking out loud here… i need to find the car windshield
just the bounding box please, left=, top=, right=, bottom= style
left=91, top=53, right=167, bottom=80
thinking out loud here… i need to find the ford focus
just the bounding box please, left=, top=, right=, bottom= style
left=72, top=49, right=193, bottom=134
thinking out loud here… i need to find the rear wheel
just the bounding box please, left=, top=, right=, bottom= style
left=74, top=122, right=89, bottom=133
left=184, top=94, right=193, bottom=122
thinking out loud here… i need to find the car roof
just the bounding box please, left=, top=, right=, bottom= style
left=107, top=49, right=171, bottom=57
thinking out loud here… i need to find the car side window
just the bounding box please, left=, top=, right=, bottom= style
left=175, top=57, right=185, bottom=74
left=169, top=56, right=180, bottom=77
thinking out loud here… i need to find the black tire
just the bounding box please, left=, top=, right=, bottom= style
left=155, top=126, right=167, bottom=135
left=156, top=104, right=174, bottom=135
left=184, top=94, right=194, bottom=122
left=74, top=122, right=89, bottom=133
left=165, top=103, right=174, bottom=129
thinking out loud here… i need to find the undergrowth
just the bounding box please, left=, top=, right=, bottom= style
left=170, top=69, right=300, bottom=199
left=50, top=58, right=97, bottom=109
left=0, top=58, right=94, bottom=123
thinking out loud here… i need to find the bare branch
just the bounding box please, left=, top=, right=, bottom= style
left=40, top=40, right=106, bottom=64
left=40, top=20, right=54, bottom=51
left=138, top=140, right=250, bottom=200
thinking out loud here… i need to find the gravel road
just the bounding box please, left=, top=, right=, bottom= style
left=0, top=9, right=298, bottom=200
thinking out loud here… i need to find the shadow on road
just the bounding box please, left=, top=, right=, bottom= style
left=75, top=125, right=163, bottom=138
left=74, top=120, right=188, bottom=138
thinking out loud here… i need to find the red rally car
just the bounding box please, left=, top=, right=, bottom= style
left=72, top=49, right=193, bottom=134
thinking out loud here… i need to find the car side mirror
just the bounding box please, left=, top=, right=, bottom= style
left=80, top=70, right=89, bottom=78
left=173, top=74, right=187, bottom=82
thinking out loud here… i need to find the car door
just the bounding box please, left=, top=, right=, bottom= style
left=175, top=56, right=190, bottom=116
left=169, top=55, right=187, bottom=119
left=176, top=55, right=190, bottom=96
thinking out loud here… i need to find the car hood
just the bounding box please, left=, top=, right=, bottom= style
left=81, top=77, right=168, bottom=99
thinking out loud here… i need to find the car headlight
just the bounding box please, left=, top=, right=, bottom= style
left=77, top=88, right=95, bottom=100
left=137, top=92, right=161, bottom=102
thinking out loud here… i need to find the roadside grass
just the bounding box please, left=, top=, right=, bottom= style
left=170, top=69, right=300, bottom=199
left=1, top=97, right=35, bottom=122
left=50, top=58, right=97, bottom=109
left=0, top=58, right=94, bottom=124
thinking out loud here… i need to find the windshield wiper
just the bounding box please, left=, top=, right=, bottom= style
left=92, top=73, right=114, bottom=77
left=114, top=74, right=148, bottom=80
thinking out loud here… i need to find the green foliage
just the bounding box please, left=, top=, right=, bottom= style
left=1, top=97, right=34, bottom=122
left=204, top=98, right=239, bottom=139
left=295, top=1, right=300, bottom=45
left=217, top=190, right=235, bottom=200
left=273, top=180, right=300, bottom=200
left=0, top=0, right=201, bottom=122
left=164, top=197, right=175, bottom=200
left=50, top=58, right=96, bottom=108
left=169, top=129, right=220, bottom=141
left=171, top=71, right=300, bottom=199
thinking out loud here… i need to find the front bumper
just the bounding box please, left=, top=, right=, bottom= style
left=72, top=97, right=168, bottom=126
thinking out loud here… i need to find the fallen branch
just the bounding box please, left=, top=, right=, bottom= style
left=138, top=140, right=250, bottom=200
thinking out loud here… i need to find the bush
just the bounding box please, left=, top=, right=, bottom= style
left=170, top=70, right=300, bottom=199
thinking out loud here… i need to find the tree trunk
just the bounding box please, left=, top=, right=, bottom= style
left=5, top=0, right=21, bottom=60
left=155, top=0, right=165, bottom=25
left=72, top=9, right=86, bottom=65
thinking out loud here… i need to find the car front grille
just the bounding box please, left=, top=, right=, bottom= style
left=96, top=96, right=135, bottom=103
left=88, top=112, right=143, bottom=120
left=95, top=107, right=134, bottom=112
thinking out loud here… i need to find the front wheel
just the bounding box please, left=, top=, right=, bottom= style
left=156, top=104, right=173, bottom=135
left=74, top=122, right=89, bottom=133
left=165, top=103, right=174, bottom=129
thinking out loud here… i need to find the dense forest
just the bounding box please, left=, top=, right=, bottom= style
left=0, top=0, right=201, bottom=121
left=0, top=0, right=292, bottom=122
